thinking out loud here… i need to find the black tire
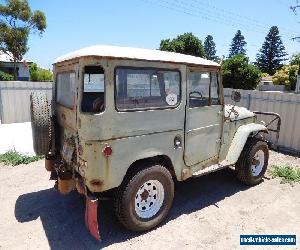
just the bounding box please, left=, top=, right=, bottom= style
left=235, top=138, right=269, bottom=186
left=114, top=164, right=174, bottom=232
left=30, top=92, right=51, bottom=156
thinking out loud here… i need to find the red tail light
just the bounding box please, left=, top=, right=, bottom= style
left=102, top=145, right=113, bottom=157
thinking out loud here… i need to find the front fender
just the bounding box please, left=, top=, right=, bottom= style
left=223, top=123, right=267, bottom=165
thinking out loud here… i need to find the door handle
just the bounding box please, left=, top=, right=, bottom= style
left=174, top=135, right=182, bottom=148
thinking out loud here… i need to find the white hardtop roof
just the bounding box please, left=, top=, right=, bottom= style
left=55, top=45, right=220, bottom=67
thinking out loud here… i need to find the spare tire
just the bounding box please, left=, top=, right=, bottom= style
left=30, top=92, right=51, bottom=156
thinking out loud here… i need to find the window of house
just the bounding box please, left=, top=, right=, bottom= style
left=81, top=66, right=105, bottom=113
left=188, top=71, right=220, bottom=108
left=115, top=67, right=180, bottom=110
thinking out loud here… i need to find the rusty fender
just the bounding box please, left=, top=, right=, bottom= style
left=222, top=123, right=267, bottom=165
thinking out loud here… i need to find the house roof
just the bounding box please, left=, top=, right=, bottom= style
left=0, top=52, right=13, bottom=62
left=0, top=52, right=32, bottom=63
left=54, top=45, right=220, bottom=67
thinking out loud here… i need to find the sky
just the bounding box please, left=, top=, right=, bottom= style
left=15, top=0, right=300, bottom=69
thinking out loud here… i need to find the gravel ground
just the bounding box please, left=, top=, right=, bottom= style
left=0, top=151, right=299, bottom=250
left=269, top=150, right=300, bottom=168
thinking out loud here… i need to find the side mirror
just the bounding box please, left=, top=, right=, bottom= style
left=231, top=91, right=241, bottom=103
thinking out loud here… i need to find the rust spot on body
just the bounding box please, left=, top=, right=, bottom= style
left=90, top=179, right=103, bottom=186
left=104, top=157, right=110, bottom=179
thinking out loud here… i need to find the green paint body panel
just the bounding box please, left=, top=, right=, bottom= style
left=53, top=56, right=267, bottom=193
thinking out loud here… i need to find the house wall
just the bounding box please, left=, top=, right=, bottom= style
left=0, top=62, right=30, bottom=81
left=18, top=63, right=30, bottom=80
left=258, top=84, right=286, bottom=91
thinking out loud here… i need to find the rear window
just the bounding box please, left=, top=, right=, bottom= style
left=56, top=72, right=76, bottom=108
left=81, top=66, right=105, bottom=113
left=115, top=67, right=181, bottom=110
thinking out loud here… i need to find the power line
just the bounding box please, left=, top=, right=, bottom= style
left=174, top=0, right=271, bottom=34
left=140, top=0, right=298, bottom=38
left=191, top=0, right=297, bottom=34
left=144, top=0, right=265, bottom=34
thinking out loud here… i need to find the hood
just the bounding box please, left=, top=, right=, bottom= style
left=224, top=104, right=255, bottom=121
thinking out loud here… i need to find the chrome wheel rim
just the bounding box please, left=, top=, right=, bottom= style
left=134, top=180, right=164, bottom=219
left=251, top=150, right=265, bottom=176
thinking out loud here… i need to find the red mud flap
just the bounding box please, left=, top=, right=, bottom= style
left=85, top=196, right=101, bottom=241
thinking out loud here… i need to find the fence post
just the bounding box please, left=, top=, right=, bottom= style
left=247, top=93, right=251, bottom=110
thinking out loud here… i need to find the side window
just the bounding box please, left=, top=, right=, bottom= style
left=56, top=72, right=76, bottom=109
left=188, top=71, right=220, bottom=108
left=115, top=68, right=180, bottom=110
left=189, top=72, right=210, bottom=108
left=81, top=66, right=105, bottom=113
left=211, top=72, right=220, bottom=105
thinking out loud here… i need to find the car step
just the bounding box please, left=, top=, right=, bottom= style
left=192, top=164, right=228, bottom=178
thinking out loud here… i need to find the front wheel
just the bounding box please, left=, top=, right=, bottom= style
left=235, top=139, right=269, bottom=186
left=114, top=164, right=174, bottom=232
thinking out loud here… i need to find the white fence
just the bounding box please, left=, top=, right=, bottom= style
left=0, top=82, right=300, bottom=153
left=224, top=88, right=300, bottom=153
left=0, top=81, right=52, bottom=124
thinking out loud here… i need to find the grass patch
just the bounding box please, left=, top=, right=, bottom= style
left=270, top=165, right=300, bottom=184
left=0, top=150, right=43, bottom=166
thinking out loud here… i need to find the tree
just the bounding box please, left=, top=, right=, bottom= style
left=204, top=35, right=219, bottom=61
left=256, top=26, right=287, bottom=75
left=290, top=53, right=300, bottom=65
left=29, top=63, right=52, bottom=81
left=228, top=30, right=247, bottom=58
left=221, top=54, right=261, bottom=90
left=273, top=65, right=299, bottom=90
left=159, top=32, right=205, bottom=57
left=0, top=0, right=46, bottom=80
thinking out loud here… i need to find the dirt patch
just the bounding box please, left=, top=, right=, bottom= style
left=269, top=150, right=300, bottom=168
left=0, top=152, right=299, bottom=250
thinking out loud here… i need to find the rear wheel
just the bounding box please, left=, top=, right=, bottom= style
left=30, top=92, right=51, bottom=156
left=114, top=164, right=174, bottom=232
left=235, top=139, right=269, bottom=186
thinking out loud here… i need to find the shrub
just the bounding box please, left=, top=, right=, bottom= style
left=273, top=65, right=299, bottom=90
left=0, top=150, right=43, bottom=166
left=29, top=63, right=52, bottom=81
left=270, top=165, right=300, bottom=184
left=0, top=70, right=13, bottom=81
left=221, top=54, right=261, bottom=89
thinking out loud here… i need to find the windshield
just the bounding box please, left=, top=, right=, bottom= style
left=56, top=72, right=76, bottom=108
